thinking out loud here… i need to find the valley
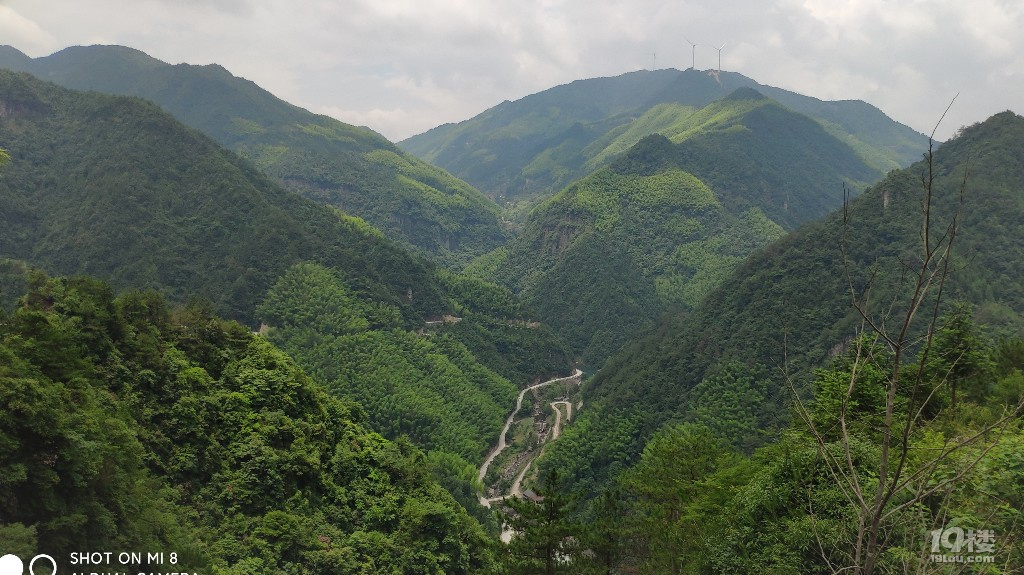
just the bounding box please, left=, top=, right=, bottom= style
left=2, top=44, right=1023, bottom=574
left=476, top=368, right=582, bottom=505
left=475, top=369, right=581, bottom=544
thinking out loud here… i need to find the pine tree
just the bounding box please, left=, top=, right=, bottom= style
left=502, top=468, right=579, bottom=574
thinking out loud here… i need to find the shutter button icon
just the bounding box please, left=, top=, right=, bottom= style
left=0, top=555, right=22, bottom=575
left=30, top=555, right=57, bottom=575
left=0, top=554, right=57, bottom=575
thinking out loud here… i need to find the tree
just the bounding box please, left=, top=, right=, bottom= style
left=618, top=423, right=731, bottom=574
left=926, top=303, right=996, bottom=413
left=502, top=468, right=580, bottom=575
left=789, top=105, right=1024, bottom=574
left=690, top=362, right=766, bottom=449
left=578, top=488, right=629, bottom=575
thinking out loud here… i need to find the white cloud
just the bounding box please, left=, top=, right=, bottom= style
left=0, top=5, right=57, bottom=55
left=3, top=0, right=1022, bottom=141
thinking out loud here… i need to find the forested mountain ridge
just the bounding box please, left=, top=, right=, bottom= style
left=401, top=67, right=927, bottom=203
left=484, top=91, right=881, bottom=366
left=0, top=68, right=444, bottom=325
left=0, top=273, right=497, bottom=574
left=0, top=44, right=506, bottom=266
left=8, top=38, right=1017, bottom=573
left=0, top=70, right=574, bottom=532
left=541, top=110, right=1024, bottom=496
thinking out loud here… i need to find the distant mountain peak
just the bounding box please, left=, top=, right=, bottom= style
left=724, top=86, right=768, bottom=101
left=0, top=45, right=30, bottom=66
left=401, top=68, right=928, bottom=202
left=48, top=44, right=166, bottom=68
left=0, top=43, right=506, bottom=265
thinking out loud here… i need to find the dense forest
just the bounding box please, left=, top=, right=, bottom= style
left=255, top=262, right=570, bottom=527
left=0, top=272, right=497, bottom=573
left=0, top=69, right=569, bottom=386
left=0, top=67, right=572, bottom=558
left=505, top=322, right=1024, bottom=573
left=483, top=90, right=882, bottom=366
left=3, top=43, right=1023, bottom=574
left=0, top=44, right=507, bottom=267
left=0, top=68, right=447, bottom=324
left=401, top=68, right=925, bottom=203
left=489, top=161, right=783, bottom=364
left=541, top=111, right=1024, bottom=506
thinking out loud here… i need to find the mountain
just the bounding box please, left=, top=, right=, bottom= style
left=540, top=110, right=1024, bottom=494
left=0, top=65, right=571, bottom=381
left=401, top=68, right=927, bottom=203
left=0, top=68, right=444, bottom=324
left=0, top=44, right=505, bottom=267
left=485, top=89, right=882, bottom=365
left=0, top=274, right=496, bottom=573
left=0, top=70, right=573, bottom=527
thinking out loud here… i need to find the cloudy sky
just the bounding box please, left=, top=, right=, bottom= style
left=2, top=0, right=1021, bottom=142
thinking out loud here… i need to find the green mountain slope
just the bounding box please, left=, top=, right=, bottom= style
left=498, top=322, right=1024, bottom=573
left=490, top=93, right=881, bottom=365
left=0, top=70, right=574, bottom=526
left=402, top=68, right=927, bottom=203
left=0, top=274, right=496, bottom=573
left=651, top=88, right=882, bottom=227
left=252, top=261, right=571, bottom=497
left=0, top=44, right=505, bottom=266
left=493, top=162, right=784, bottom=365
left=0, top=69, right=444, bottom=324
left=542, top=111, right=1024, bottom=494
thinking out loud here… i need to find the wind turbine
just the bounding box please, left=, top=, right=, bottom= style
left=684, top=37, right=697, bottom=70
left=715, top=43, right=726, bottom=73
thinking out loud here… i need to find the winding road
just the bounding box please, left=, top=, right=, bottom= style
left=477, top=369, right=581, bottom=507
left=549, top=401, right=572, bottom=440
left=507, top=400, right=573, bottom=499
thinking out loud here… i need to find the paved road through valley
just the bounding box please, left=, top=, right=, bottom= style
left=477, top=369, right=581, bottom=507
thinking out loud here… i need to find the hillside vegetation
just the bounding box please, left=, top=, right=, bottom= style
left=7, top=40, right=1022, bottom=573
left=0, top=70, right=573, bottom=531
left=0, top=68, right=570, bottom=374
left=402, top=68, right=926, bottom=203
left=487, top=91, right=881, bottom=366
left=0, top=69, right=445, bottom=324
left=0, top=274, right=497, bottom=573
left=254, top=262, right=571, bottom=524
left=492, top=161, right=783, bottom=364
left=542, top=111, right=1024, bottom=495
left=504, top=319, right=1024, bottom=573
left=0, top=44, right=505, bottom=266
